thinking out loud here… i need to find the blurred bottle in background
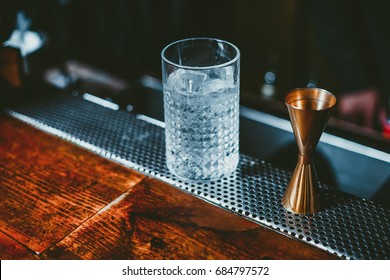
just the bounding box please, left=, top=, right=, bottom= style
left=311, top=0, right=390, bottom=135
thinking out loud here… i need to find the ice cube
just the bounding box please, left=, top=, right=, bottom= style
left=165, top=70, right=178, bottom=91
left=224, top=66, right=235, bottom=85
left=168, top=69, right=207, bottom=94
left=211, top=66, right=235, bottom=87
left=165, top=69, right=184, bottom=91
left=203, top=79, right=227, bottom=94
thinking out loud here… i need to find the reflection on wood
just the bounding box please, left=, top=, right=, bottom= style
left=0, top=116, right=145, bottom=253
left=44, top=178, right=338, bottom=260
left=0, top=232, right=37, bottom=260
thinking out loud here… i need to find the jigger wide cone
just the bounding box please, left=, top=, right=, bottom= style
left=282, top=88, right=336, bottom=214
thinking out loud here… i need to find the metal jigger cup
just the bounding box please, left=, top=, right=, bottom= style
left=282, top=88, right=336, bottom=214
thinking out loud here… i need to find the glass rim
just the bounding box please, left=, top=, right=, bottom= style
left=161, top=37, right=240, bottom=70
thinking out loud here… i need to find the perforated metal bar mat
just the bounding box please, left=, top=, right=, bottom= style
left=6, top=93, right=390, bottom=260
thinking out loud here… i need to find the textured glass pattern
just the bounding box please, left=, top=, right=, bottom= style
left=164, top=79, right=239, bottom=180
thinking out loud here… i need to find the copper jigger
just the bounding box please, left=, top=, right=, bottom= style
left=282, top=88, right=336, bottom=214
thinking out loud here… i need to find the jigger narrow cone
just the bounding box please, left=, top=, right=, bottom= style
left=282, top=88, right=336, bottom=214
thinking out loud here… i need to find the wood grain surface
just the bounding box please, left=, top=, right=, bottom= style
left=43, top=177, right=338, bottom=260
left=0, top=231, right=37, bottom=260
left=0, top=116, right=145, bottom=253
left=0, top=115, right=338, bottom=259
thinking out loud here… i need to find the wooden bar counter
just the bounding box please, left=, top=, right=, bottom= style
left=0, top=115, right=338, bottom=260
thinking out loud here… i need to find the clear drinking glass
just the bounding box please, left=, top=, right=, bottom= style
left=161, top=38, right=240, bottom=180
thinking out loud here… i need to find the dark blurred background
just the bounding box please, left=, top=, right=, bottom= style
left=1, top=0, right=331, bottom=94
left=2, top=0, right=389, bottom=130
left=2, top=0, right=390, bottom=141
